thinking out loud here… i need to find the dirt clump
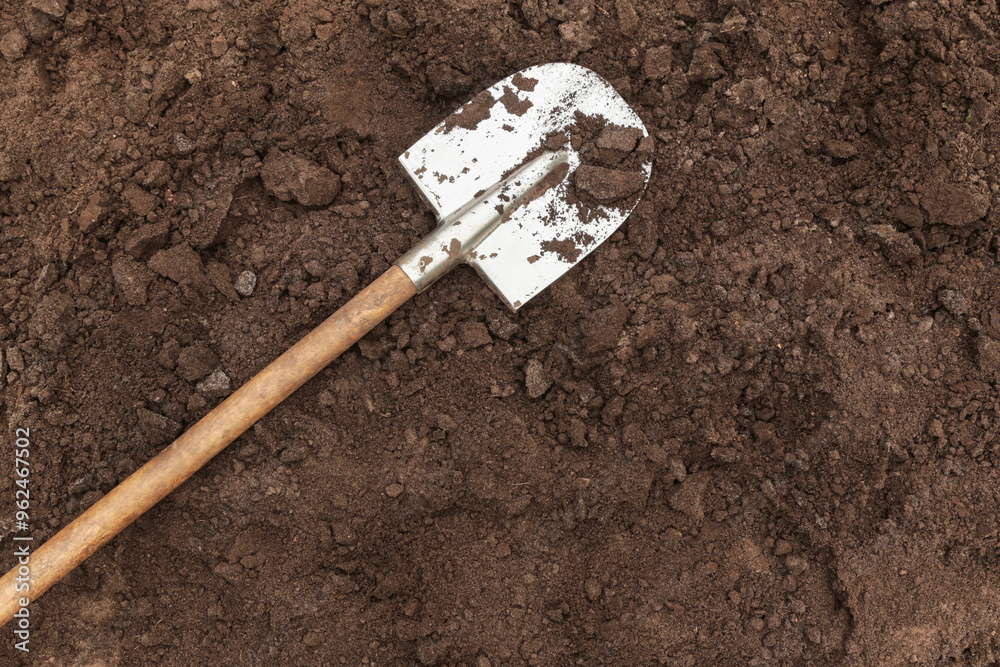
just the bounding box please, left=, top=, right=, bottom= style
left=261, top=150, right=342, bottom=207
left=920, top=180, right=990, bottom=227
left=575, top=164, right=646, bottom=203
left=442, top=88, right=498, bottom=132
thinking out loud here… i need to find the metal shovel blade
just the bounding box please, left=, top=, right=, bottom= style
left=397, top=63, right=652, bottom=310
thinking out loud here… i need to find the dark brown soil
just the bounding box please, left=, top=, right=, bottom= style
left=3, top=0, right=1000, bottom=665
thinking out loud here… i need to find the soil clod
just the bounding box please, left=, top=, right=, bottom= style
left=574, top=165, right=646, bottom=203
left=261, top=150, right=342, bottom=207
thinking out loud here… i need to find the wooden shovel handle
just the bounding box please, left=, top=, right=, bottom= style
left=0, top=265, right=417, bottom=625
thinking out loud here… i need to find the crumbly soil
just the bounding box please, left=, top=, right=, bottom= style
left=3, top=0, right=1000, bottom=665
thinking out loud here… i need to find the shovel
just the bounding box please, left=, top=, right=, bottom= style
left=0, top=63, right=652, bottom=624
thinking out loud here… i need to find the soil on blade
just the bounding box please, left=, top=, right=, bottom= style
left=3, top=0, right=1000, bottom=665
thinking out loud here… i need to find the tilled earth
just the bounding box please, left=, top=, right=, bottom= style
left=3, top=0, right=1000, bottom=665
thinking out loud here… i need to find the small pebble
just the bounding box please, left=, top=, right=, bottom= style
left=584, top=578, right=602, bottom=601
left=196, top=369, right=231, bottom=396
left=235, top=270, right=257, bottom=297
left=385, top=483, right=404, bottom=498
left=524, top=358, right=550, bottom=398
left=174, top=133, right=197, bottom=156
left=937, top=288, right=968, bottom=316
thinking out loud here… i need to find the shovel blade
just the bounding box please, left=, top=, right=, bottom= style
left=399, top=63, right=652, bottom=310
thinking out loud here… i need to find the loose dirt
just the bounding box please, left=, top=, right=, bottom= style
left=3, top=0, right=1000, bottom=665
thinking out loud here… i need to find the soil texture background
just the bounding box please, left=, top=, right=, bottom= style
left=3, top=0, right=1000, bottom=665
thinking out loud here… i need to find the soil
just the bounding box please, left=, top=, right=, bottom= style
left=2, top=0, right=1000, bottom=665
